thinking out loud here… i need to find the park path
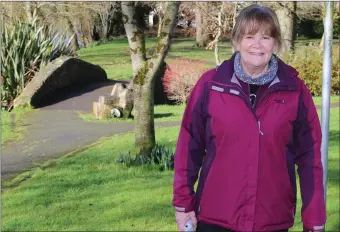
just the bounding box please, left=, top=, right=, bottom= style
left=1, top=81, right=180, bottom=181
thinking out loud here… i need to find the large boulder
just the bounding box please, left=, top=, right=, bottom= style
left=14, top=56, right=107, bottom=108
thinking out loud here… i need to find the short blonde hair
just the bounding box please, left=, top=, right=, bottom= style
left=231, top=4, right=282, bottom=51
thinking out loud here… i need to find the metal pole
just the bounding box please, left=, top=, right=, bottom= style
left=321, top=1, right=333, bottom=203
left=0, top=8, right=3, bottom=231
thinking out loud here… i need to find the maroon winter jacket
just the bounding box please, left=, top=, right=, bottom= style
left=172, top=55, right=326, bottom=231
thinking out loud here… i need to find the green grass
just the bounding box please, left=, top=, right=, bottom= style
left=313, top=96, right=340, bottom=106
left=1, top=106, right=34, bottom=145
left=2, top=108, right=339, bottom=231
left=78, top=38, right=159, bottom=80
left=168, top=38, right=232, bottom=65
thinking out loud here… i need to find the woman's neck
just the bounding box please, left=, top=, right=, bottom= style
left=240, top=59, right=269, bottom=78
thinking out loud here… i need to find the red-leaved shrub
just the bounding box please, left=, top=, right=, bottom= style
left=163, top=58, right=207, bottom=104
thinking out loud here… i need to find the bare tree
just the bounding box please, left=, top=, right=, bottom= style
left=121, top=1, right=180, bottom=156
left=85, top=2, right=115, bottom=40
left=203, top=2, right=235, bottom=65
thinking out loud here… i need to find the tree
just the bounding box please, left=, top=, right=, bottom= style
left=87, top=2, right=115, bottom=40
left=199, top=2, right=235, bottom=65
left=195, top=2, right=210, bottom=47
left=121, top=1, right=180, bottom=156
left=275, top=2, right=297, bottom=52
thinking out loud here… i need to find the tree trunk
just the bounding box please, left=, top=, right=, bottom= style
left=157, top=15, right=163, bottom=37
left=276, top=2, right=297, bottom=52
left=134, top=83, right=155, bottom=155
left=195, top=3, right=206, bottom=47
left=156, top=2, right=165, bottom=37
left=101, top=20, right=108, bottom=40
left=122, top=2, right=146, bottom=76
left=65, top=6, right=79, bottom=55
left=231, top=3, right=238, bottom=54
left=122, top=1, right=180, bottom=156
left=213, top=6, right=224, bottom=66
left=70, top=21, right=79, bottom=55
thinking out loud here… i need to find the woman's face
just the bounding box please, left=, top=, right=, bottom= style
left=236, top=30, right=277, bottom=71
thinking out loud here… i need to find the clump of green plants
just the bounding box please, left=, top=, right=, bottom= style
left=115, top=144, right=175, bottom=171
left=1, top=12, right=73, bottom=109
left=280, top=45, right=339, bottom=96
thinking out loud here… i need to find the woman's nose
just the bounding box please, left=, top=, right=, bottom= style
left=252, top=39, right=262, bottom=48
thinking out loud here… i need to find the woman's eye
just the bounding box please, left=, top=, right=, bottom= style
left=263, top=36, right=270, bottom=40
left=245, top=36, right=253, bottom=39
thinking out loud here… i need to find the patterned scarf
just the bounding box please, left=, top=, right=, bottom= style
left=233, top=51, right=278, bottom=85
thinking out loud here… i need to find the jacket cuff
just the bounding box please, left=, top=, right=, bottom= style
left=303, top=223, right=324, bottom=231
left=174, top=205, right=195, bottom=213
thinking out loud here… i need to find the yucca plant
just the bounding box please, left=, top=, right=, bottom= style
left=1, top=11, right=73, bottom=109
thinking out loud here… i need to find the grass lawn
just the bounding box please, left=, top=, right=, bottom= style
left=2, top=108, right=339, bottom=231
left=78, top=38, right=340, bottom=81
left=78, top=38, right=160, bottom=80
left=1, top=107, right=34, bottom=145
left=313, top=96, right=340, bottom=107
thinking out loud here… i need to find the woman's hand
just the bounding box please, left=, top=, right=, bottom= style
left=175, top=210, right=197, bottom=231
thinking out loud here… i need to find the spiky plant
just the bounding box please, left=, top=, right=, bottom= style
left=1, top=11, right=73, bottom=108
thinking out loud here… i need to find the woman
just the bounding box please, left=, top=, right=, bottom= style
left=172, top=4, right=326, bottom=232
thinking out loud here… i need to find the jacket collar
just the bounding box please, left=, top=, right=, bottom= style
left=213, top=53, right=299, bottom=91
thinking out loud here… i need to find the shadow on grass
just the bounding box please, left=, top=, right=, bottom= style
left=80, top=52, right=129, bottom=60
left=154, top=113, right=174, bottom=119
left=169, top=46, right=209, bottom=53
left=329, top=130, right=340, bottom=142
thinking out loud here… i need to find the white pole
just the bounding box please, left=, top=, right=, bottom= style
left=0, top=8, right=3, bottom=231
left=321, top=1, right=333, bottom=203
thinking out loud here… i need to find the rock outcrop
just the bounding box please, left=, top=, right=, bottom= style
left=14, top=56, right=107, bottom=108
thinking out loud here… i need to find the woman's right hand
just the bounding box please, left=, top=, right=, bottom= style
left=175, top=210, right=197, bottom=231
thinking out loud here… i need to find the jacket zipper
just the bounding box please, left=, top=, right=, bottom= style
left=230, top=84, right=263, bottom=135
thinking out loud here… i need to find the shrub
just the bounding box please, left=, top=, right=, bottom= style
left=163, top=58, right=206, bottom=104
left=1, top=14, right=73, bottom=108
left=115, top=144, right=175, bottom=171
left=280, top=45, right=340, bottom=96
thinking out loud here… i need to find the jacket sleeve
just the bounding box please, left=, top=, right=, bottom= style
left=293, top=82, right=326, bottom=231
left=172, top=72, right=210, bottom=213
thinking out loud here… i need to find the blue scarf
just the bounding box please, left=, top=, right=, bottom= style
left=233, top=52, right=278, bottom=85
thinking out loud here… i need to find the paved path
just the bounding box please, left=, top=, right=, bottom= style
left=1, top=78, right=339, bottom=181
left=1, top=81, right=180, bottom=181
